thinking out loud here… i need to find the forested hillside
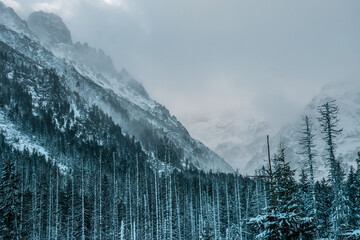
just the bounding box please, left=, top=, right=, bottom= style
left=1, top=46, right=360, bottom=240
left=0, top=1, right=360, bottom=239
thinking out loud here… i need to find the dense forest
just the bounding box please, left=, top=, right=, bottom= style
left=0, top=49, right=360, bottom=240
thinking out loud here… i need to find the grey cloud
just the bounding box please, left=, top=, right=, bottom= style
left=12, top=0, right=360, bottom=168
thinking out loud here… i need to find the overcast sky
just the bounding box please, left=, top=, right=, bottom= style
left=5, top=0, right=360, bottom=167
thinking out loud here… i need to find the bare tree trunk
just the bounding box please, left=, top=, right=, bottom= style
left=32, top=168, right=37, bottom=239
left=55, top=169, right=59, bottom=240
left=99, top=153, right=102, bottom=240
left=93, top=182, right=98, bottom=240
left=71, top=175, right=74, bottom=240
left=189, top=193, right=195, bottom=238
left=112, top=152, right=118, bottom=240
left=175, top=183, right=182, bottom=240
left=155, top=172, right=160, bottom=240
left=81, top=160, right=85, bottom=240
left=48, top=170, right=52, bottom=240
left=20, top=167, right=24, bottom=239
left=216, top=179, right=221, bottom=238
left=235, top=173, right=243, bottom=240
left=120, top=220, right=124, bottom=240
left=225, top=176, right=230, bottom=232
left=212, top=178, right=218, bottom=240
left=39, top=188, right=42, bottom=239
left=304, top=116, right=319, bottom=239
left=128, top=172, right=133, bottom=240
left=136, top=154, right=140, bottom=238
left=198, top=172, right=203, bottom=237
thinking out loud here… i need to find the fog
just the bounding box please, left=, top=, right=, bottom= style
left=8, top=0, right=360, bottom=168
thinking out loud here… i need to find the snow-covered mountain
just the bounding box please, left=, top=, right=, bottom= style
left=182, top=112, right=270, bottom=173
left=0, top=1, right=34, bottom=38
left=246, top=81, right=360, bottom=178
left=0, top=1, right=233, bottom=172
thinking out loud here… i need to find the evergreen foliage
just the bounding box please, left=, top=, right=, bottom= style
left=249, top=147, right=315, bottom=240
left=0, top=46, right=360, bottom=240
left=318, top=101, right=347, bottom=239
left=0, top=157, right=20, bottom=239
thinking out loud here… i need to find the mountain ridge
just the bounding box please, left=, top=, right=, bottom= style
left=0, top=2, right=233, bottom=172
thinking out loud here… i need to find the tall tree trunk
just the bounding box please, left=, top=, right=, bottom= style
left=48, top=169, right=52, bottom=240
left=225, top=176, right=230, bottom=232
left=175, top=183, right=182, bottom=240
left=32, top=168, right=37, bottom=239
left=112, top=152, right=118, bottom=240
left=99, top=153, right=102, bottom=240
left=55, top=169, right=59, bottom=240
left=93, top=182, right=98, bottom=240
left=155, top=172, right=160, bottom=240
left=81, top=159, right=85, bottom=240
left=71, top=175, right=75, bottom=240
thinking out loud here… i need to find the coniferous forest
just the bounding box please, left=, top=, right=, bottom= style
left=1, top=44, right=360, bottom=240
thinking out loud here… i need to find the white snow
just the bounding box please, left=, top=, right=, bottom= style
left=0, top=111, right=69, bottom=173
left=0, top=111, right=49, bottom=158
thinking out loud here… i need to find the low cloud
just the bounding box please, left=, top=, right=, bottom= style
left=2, top=0, right=21, bottom=11
left=8, top=0, right=360, bottom=168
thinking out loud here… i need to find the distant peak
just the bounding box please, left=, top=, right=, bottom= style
left=27, top=11, right=72, bottom=46
left=120, top=67, right=129, bottom=76
left=0, top=1, right=34, bottom=37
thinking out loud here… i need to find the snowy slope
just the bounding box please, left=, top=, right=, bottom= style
left=0, top=3, right=233, bottom=172
left=0, top=111, right=71, bottom=173
left=0, top=1, right=34, bottom=38
left=0, top=112, right=49, bottom=159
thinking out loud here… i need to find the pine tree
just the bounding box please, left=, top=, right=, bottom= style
left=298, top=169, right=310, bottom=215
left=249, top=146, right=314, bottom=239
left=112, top=152, right=119, bottom=240
left=346, top=166, right=358, bottom=230
left=0, top=158, right=21, bottom=240
left=298, top=115, right=319, bottom=238
left=297, top=169, right=318, bottom=239
left=347, top=152, right=360, bottom=231
left=81, top=158, right=86, bottom=240
left=318, top=100, right=345, bottom=239
left=315, top=179, right=332, bottom=238
left=355, top=152, right=360, bottom=229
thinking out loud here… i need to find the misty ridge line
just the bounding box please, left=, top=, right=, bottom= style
left=1, top=0, right=360, bottom=175
left=1, top=1, right=360, bottom=239
left=6, top=0, right=360, bottom=172
left=0, top=0, right=233, bottom=172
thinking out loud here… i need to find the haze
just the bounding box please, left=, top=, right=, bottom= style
left=7, top=0, right=360, bottom=169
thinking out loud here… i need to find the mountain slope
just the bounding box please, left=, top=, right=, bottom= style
left=246, top=81, right=360, bottom=178
left=0, top=1, right=34, bottom=38
left=0, top=3, right=233, bottom=172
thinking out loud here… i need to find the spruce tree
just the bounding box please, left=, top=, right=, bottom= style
left=315, top=179, right=332, bottom=238
left=355, top=152, right=360, bottom=229
left=347, top=152, right=360, bottom=232
left=249, top=146, right=314, bottom=239
left=346, top=166, right=358, bottom=230
left=318, top=100, right=345, bottom=239
left=298, top=115, right=319, bottom=238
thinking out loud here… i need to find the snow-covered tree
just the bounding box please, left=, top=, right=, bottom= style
left=298, top=116, right=318, bottom=229
left=346, top=152, right=360, bottom=231
left=249, top=146, right=314, bottom=239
